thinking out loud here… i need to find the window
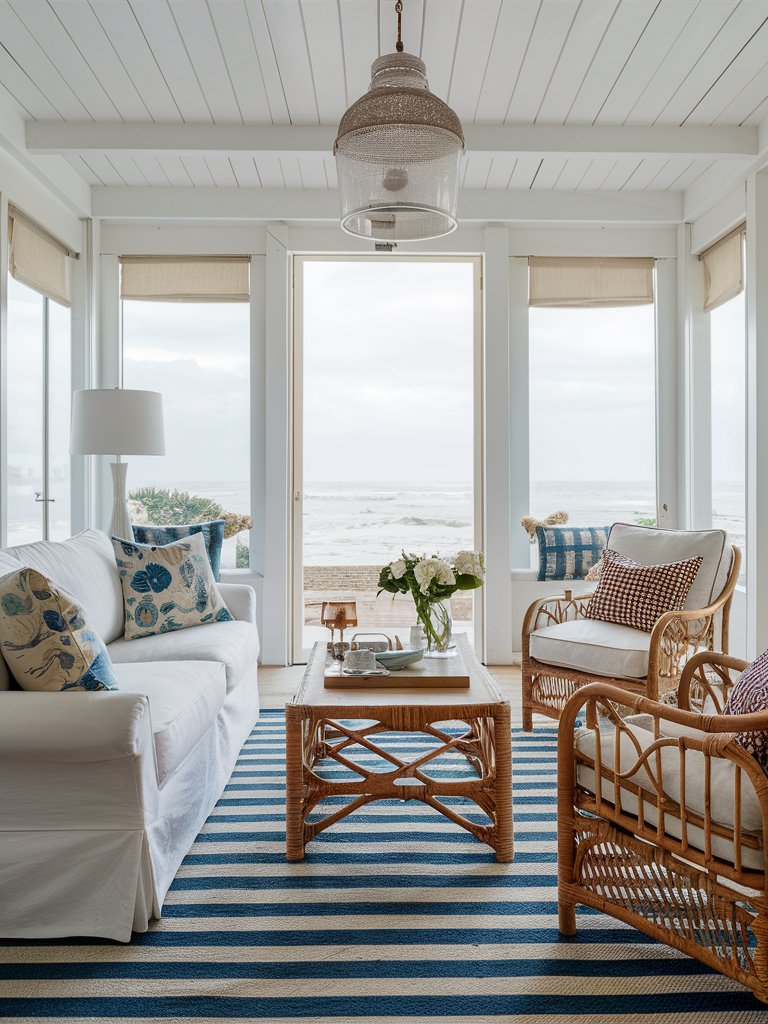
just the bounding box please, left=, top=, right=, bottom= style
left=6, top=276, right=71, bottom=546
left=529, top=304, right=657, bottom=531
left=121, top=291, right=251, bottom=569
left=710, top=289, right=746, bottom=568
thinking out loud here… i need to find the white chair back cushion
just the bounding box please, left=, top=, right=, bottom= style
left=0, top=530, right=124, bottom=645
left=607, top=523, right=729, bottom=612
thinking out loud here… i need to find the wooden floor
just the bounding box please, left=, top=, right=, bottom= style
left=259, top=663, right=523, bottom=716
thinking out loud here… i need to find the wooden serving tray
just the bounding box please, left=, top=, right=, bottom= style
left=323, top=648, right=470, bottom=689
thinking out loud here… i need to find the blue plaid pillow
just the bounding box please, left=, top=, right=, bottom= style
left=535, top=525, right=610, bottom=581
left=131, top=520, right=225, bottom=581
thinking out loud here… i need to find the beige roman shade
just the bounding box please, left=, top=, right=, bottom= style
left=8, top=209, right=73, bottom=307
left=120, top=256, right=250, bottom=302
left=529, top=256, right=654, bottom=308
left=701, top=225, right=745, bottom=313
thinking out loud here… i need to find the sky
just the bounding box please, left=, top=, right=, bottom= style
left=7, top=261, right=747, bottom=509
left=301, top=259, right=475, bottom=484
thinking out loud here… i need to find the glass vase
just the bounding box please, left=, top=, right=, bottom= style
left=419, top=598, right=454, bottom=658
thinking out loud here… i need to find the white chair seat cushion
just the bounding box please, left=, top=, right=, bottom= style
left=114, top=661, right=226, bottom=784
left=108, top=620, right=259, bottom=694
left=575, top=723, right=763, bottom=870
left=529, top=619, right=651, bottom=680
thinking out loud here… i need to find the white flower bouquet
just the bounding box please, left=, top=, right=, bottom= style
left=378, top=550, right=485, bottom=653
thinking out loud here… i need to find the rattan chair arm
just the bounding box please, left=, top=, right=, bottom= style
left=559, top=680, right=768, bottom=736
left=678, top=650, right=749, bottom=711
left=522, top=592, right=592, bottom=639
left=646, top=547, right=742, bottom=649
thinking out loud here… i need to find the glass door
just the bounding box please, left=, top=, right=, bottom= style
left=6, top=276, right=71, bottom=546
left=292, top=256, right=482, bottom=662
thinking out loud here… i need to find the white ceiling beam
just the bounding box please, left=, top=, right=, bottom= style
left=92, top=186, right=683, bottom=223
left=27, top=121, right=757, bottom=160
left=0, top=97, right=91, bottom=223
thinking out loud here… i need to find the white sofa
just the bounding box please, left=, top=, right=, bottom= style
left=0, top=529, right=260, bottom=942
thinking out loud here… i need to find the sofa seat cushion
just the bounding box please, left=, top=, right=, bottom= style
left=575, top=723, right=764, bottom=871
left=113, top=661, right=226, bottom=784
left=529, top=618, right=651, bottom=680
left=2, top=530, right=125, bottom=645
left=108, top=619, right=258, bottom=694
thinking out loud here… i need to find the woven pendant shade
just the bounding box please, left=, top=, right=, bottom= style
left=334, top=52, right=464, bottom=242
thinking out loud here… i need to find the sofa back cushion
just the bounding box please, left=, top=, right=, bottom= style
left=2, top=530, right=125, bottom=644
left=0, top=568, right=118, bottom=691
left=607, top=523, right=728, bottom=612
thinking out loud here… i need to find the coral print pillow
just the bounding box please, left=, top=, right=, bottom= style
left=724, top=648, right=768, bottom=776
left=113, top=532, right=233, bottom=641
left=0, top=568, right=118, bottom=691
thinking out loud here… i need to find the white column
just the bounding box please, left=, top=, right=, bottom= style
left=654, top=258, right=678, bottom=528
left=745, top=171, right=768, bottom=657
left=676, top=222, right=711, bottom=529
left=0, top=191, right=8, bottom=547
left=69, top=218, right=95, bottom=533
left=93, top=254, right=120, bottom=532
left=483, top=227, right=518, bottom=664
left=261, top=225, right=291, bottom=665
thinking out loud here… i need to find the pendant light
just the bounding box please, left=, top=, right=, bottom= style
left=333, top=0, right=465, bottom=242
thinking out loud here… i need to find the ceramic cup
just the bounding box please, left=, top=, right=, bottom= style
left=344, top=648, right=377, bottom=673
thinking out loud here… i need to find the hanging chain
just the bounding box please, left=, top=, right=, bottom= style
left=395, top=0, right=404, bottom=52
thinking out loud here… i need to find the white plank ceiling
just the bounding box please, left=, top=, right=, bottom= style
left=1, top=0, right=767, bottom=192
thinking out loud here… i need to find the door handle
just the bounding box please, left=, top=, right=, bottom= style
left=34, top=493, right=55, bottom=503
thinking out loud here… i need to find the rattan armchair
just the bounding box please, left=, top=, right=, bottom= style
left=557, top=652, right=768, bottom=1002
left=521, top=524, right=740, bottom=731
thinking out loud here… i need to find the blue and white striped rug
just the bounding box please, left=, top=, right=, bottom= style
left=1, top=709, right=765, bottom=1020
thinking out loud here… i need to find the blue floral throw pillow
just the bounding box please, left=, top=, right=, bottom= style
left=0, top=568, right=118, bottom=691
left=131, top=520, right=225, bottom=581
left=112, top=532, right=233, bottom=641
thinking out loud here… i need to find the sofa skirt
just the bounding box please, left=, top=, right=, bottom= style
left=0, top=677, right=260, bottom=942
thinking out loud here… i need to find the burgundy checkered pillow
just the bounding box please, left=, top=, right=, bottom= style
left=585, top=548, right=703, bottom=633
left=724, top=649, right=768, bottom=776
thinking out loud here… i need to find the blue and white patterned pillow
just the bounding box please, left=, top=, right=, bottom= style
left=0, top=568, right=118, bottom=691
left=112, top=532, right=233, bottom=641
left=535, top=525, right=610, bottom=581
left=131, top=520, right=225, bottom=581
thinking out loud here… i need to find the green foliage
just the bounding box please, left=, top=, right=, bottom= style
left=635, top=516, right=657, bottom=527
left=236, top=540, right=250, bottom=569
left=129, top=487, right=225, bottom=526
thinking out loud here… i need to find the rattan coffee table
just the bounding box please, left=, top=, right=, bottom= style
left=285, top=634, right=513, bottom=862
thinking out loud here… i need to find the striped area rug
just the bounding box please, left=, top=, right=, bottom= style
left=1, top=708, right=766, bottom=1021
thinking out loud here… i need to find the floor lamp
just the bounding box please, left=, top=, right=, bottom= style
left=71, top=388, right=165, bottom=540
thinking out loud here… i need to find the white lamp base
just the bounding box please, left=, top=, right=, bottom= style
left=110, top=461, right=133, bottom=541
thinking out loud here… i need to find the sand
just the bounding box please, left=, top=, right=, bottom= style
left=303, top=565, right=473, bottom=628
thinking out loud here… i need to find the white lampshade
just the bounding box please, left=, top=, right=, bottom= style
left=70, top=388, right=165, bottom=457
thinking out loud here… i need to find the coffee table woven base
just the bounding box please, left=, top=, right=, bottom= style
left=285, top=635, right=513, bottom=862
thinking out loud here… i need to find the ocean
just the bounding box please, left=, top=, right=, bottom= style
left=6, top=478, right=746, bottom=567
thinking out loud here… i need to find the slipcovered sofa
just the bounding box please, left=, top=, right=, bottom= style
left=0, top=529, right=260, bottom=941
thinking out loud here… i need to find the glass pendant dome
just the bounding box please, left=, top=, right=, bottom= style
left=334, top=52, right=465, bottom=242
